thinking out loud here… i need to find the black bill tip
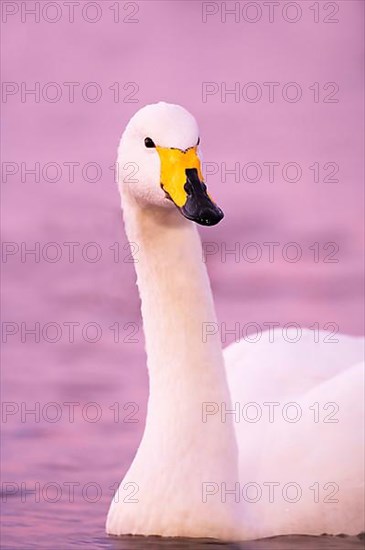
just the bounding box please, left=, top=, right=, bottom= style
left=182, top=204, right=224, bottom=226
left=180, top=168, right=224, bottom=226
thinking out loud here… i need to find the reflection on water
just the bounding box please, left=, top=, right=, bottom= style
left=4, top=534, right=365, bottom=550
left=2, top=520, right=365, bottom=550
left=108, top=534, right=364, bottom=550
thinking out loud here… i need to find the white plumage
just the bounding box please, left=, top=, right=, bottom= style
left=106, top=102, right=364, bottom=541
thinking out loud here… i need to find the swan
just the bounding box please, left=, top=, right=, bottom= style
left=106, top=102, right=364, bottom=541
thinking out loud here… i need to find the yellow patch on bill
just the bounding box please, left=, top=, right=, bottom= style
left=156, top=146, right=203, bottom=207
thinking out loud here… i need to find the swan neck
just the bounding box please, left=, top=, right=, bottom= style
left=122, top=193, right=227, bottom=391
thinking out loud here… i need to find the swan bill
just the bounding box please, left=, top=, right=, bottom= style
left=181, top=168, right=224, bottom=226
left=156, top=145, right=224, bottom=226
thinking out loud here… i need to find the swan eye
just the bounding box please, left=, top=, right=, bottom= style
left=197, top=137, right=200, bottom=145
left=144, top=137, right=155, bottom=148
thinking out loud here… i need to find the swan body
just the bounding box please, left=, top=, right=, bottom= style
left=106, top=102, right=364, bottom=541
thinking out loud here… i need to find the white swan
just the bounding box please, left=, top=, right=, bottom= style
left=106, top=102, right=364, bottom=541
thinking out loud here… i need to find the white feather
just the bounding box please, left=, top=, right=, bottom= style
left=106, top=103, right=364, bottom=541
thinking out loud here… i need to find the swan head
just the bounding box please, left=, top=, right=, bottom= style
left=117, top=102, right=224, bottom=226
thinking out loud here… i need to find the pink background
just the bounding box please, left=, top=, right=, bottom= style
left=1, top=1, right=364, bottom=548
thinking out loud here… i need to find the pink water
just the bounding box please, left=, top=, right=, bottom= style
left=1, top=1, right=364, bottom=548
